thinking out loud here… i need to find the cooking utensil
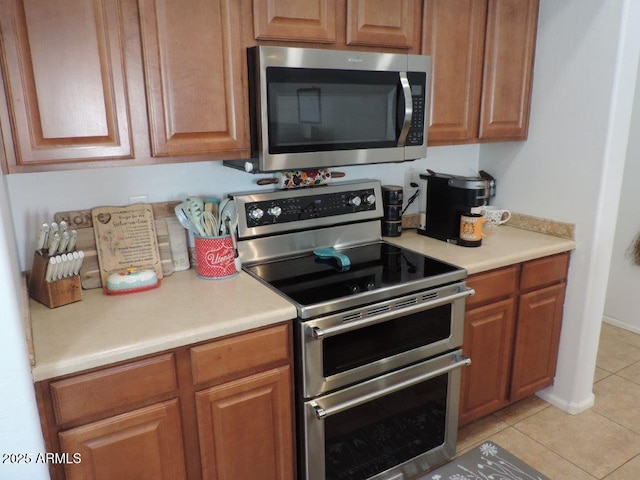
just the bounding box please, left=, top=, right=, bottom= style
left=45, top=256, right=56, bottom=282
left=224, top=212, right=242, bottom=272
left=186, top=196, right=206, bottom=236
left=47, top=233, right=60, bottom=257
left=174, top=202, right=201, bottom=236
left=202, top=201, right=218, bottom=236
left=203, top=212, right=217, bottom=237
left=256, top=169, right=346, bottom=188
left=48, top=223, right=59, bottom=253
left=58, top=230, right=70, bottom=254
left=36, top=223, right=49, bottom=251
left=313, top=247, right=351, bottom=271
left=67, top=229, right=78, bottom=253
left=217, top=198, right=232, bottom=235
left=73, top=251, right=84, bottom=276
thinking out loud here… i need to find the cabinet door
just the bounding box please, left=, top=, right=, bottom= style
left=138, top=0, right=247, bottom=157
left=510, top=283, right=565, bottom=401
left=196, top=366, right=294, bottom=480
left=422, top=0, right=487, bottom=144
left=0, top=0, right=133, bottom=171
left=479, top=0, right=539, bottom=140
left=347, top=0, right=418, bottom=49
left=459, top=298, right=515, bottom=426
left=253, top=0, right=336, bottom=43
left=59, top=400, right=187, bottom=480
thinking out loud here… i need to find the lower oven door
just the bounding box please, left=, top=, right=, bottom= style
left=299, top=282, right=472, bottom=398
left=301, top=349, right=470, bottom=480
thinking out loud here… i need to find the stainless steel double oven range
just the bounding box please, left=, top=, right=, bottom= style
left=231, top=180, right=474, bottom=480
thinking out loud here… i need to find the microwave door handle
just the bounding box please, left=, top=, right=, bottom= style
left=397, top=72, right=413, bottom=147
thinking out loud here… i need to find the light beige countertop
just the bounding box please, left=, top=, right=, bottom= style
left=386, top=226, right=575, bottom=275
left=29, top=270, right=297, bottom=381
left=29, top=224, right=574, bottom=382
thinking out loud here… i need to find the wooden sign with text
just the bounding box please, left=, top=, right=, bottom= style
left=91, top=204, right=163, bottom=286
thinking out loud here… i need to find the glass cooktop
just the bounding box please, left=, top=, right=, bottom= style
left=244, top=242, right=465, bottom=318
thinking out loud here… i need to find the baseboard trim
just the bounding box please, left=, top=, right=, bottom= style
left=536, top=389, right=595, bottom=415
left=602, top=316, right=640, bottom=335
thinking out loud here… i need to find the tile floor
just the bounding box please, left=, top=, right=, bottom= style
left=451, top=322, right=640, bottom=479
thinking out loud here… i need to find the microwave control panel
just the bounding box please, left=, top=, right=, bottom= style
left=406, top=72, right=427, bottom=146
left=243, top=188, right=378, bottom=228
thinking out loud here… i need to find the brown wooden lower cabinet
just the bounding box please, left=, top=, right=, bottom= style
left=459, top=252, right=570, bottom=425
left=196, top=366, right=294, bottom=480
left=36, top=322, right=295, bottom=480
left=59, top=400, right=187, bottom=480
left=510, top=283, right=566, bottom=401
left=459, top=298, right=515, bottom=426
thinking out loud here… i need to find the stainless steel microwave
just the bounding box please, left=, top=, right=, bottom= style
left=225, top=46, right=431, bottom=173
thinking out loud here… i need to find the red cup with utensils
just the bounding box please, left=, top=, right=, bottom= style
left=194, top=235, right=238, bottom=279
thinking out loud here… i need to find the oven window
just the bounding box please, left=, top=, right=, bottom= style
left=322, top=304, right=451, bottom=377
left=324, top=375, right=448, bottom=480
left=266, top=67, right=400, bottom=153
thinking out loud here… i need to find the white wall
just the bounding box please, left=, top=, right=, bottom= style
left=7, top=145, right=480, bottom=270
left=480, top=0, right=640, bottom=413
left=0, top=172, right=49, bottom=479
left=604, top=55, right=640, bottom=333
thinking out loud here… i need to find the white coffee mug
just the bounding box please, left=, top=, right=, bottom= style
left=481, top=206, right=511, bottom=225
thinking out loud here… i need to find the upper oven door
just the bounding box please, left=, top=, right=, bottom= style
left=297, top=282, right=472, bottom=398
left=249, top=46, right=430, bottom=172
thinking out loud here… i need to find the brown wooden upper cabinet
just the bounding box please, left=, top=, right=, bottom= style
left=0, top=0, right=250, bottom=172
left=0, top=0, right=134, bottom=172
left=422, top=0, right=539, bottom=145
left=253, top=0, right=337, bottom=43
left=252, top=0, right=422, bottom=51
left=138, top=0, right=248, bottom=157
left=346, top=0, right=417, bottom=49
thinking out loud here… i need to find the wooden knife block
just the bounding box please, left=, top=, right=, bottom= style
left=29, top=252, right=82, bottom=308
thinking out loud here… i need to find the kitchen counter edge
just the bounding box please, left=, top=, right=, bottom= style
left=29, top=225, right=575, bottom=382
left=385, top=226, right=575, bottom=275
left=29, top=270, right=297, bottom=381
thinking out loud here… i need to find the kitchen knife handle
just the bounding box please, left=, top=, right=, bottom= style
left=36, top=223, right=50, bottom=251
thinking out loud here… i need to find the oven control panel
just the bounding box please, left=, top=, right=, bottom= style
left=244, top=187, right=378, bottom=228
left=231, top=179, right=384, bottom=239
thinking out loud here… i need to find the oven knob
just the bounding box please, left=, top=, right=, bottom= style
left=348, top=195, right=362, bottom=207
left=364, top=194, right=376, bottom=205
left=267, top=205, right=282, bottom=218
left=248, top=207, right=264, bottom=220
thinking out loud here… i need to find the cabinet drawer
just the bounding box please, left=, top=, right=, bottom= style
left=50, top=353, right=178, bottom=425
left=190, top=323, right=290, bottom=386
left=466, top=265, right=518, bottom=309
left=520, top=253, right=569, bottom=291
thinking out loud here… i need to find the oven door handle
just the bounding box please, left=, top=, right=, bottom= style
left=309, top=287, right=475, bottom=340
left=312, top=354, right=471, bottom=420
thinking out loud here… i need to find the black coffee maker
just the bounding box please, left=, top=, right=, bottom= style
left=417, top=172, right=490, bottom=246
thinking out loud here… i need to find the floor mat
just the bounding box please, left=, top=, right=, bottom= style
left=420, top=441, right=550, bottom=480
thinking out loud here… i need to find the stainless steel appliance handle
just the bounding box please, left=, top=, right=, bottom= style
left=397, top=72, right=413, bottom=147
left=309, top=287, right=475, bottom=339
left=312, top=354, right=471, bottom=420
